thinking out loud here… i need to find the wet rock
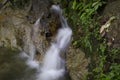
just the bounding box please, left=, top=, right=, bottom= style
left=27, top=0, right=53, bottom=24
left=66, top=47, right=89, bottom=80
left=0, top=8, right=48, bottom=61
left=102, top=0, right=120, bottom=48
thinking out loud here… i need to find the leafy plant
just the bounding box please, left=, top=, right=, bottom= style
left=60, top=0, right=120, bottom=80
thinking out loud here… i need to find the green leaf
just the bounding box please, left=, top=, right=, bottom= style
left=72, top=0, right=76, bottom=9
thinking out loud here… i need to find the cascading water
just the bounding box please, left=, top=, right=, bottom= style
left=19, top=4, right=72, bottom=80
left=37, top=5, right=72, bottom=80
left=19, top=18, right=41, bottom=69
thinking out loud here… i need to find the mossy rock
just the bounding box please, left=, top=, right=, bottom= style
left=102, top=0, right=120, bottom=48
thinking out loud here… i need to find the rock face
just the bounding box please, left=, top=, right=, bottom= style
left=0, top=8, right=48, bottom=61
left=102, top=0, right=120, bottom=48
left=66, top=48, right=89, bottom=80
left=27, top=0, right=53, bottom=24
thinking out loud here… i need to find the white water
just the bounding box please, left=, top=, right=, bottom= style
left=38, top=28, right=72, bottom=80
left=37, top=5, right=72, bottom=80
left=19, top=5, right=72, bottom=80
left=19, top=51, right=39, bottom=69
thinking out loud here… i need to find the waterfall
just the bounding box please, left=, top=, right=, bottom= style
left=37, top=5, right=72, bottom=80
left=19, top=4, right=72, bottom=80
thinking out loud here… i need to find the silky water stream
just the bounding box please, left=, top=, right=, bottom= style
left=19, top=5, right=72, bottom=80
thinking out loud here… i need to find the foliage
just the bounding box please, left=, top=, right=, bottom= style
left=60, top=0, right=120, bottom=80
left=61, top=0, right=104, bottom=52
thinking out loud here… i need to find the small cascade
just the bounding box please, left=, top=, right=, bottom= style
left=19, top=4, right=72, bottom=80
left=19, top=51, right=39, bottom=69
left=19, top=18, right=41, bottom=69
left=37, top=5, right=72, bottom=80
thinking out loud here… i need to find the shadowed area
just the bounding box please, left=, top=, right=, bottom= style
left=0, top=47, right=37, bottom=80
